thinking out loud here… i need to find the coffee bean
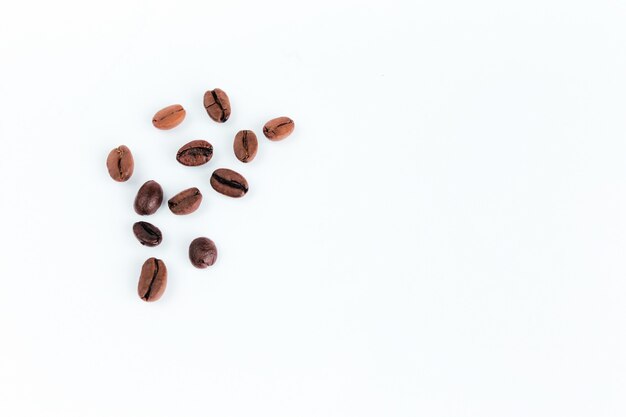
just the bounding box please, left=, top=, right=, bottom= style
left=263, top=117, right=295, bottom=141
left=138, top=257, right=167, bottom=302
left=152, top=104, right=186, bottom=130
left=176, top=140, right=213, bottom=166
left=106, top=145, right=134, bottom=182
left=134, top=180, right=164, bottom=215
left=233, top=130, right=258, bottom=163
left=189, top=237, right=218, bottom=269
left=203, top=88, right=231, bottom=123
left=168, top=187, right=202, bottom=215
left=210, top=168, right=249, bottom=198
left=132, top=221, right=162, bottom=247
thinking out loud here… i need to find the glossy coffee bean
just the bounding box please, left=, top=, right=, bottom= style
left=168, top=187, right=202, bottom=215
left=233, top=130, right=258, bottom=163
left=152, top=104, right=186, bottom=130
left=176, top=140, right=213, bottom=166
left=263, top=116, right=295, bottom=141
left=189, top=237, right=218, bottom=269
left=132, top=221, right=162, bottom=247
left=106, top=145, right=134, bottom=182
left=138, top=257, right=167, bottom=302
left=210, top=168, right=248, bottom=198
left=134, top=180, right=164, bottom=215
left=203, top=88, right=231, bottom=123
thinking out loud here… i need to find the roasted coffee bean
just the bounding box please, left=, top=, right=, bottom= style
left=132, top=221, right=162, bottom=247
left=233, top=130, right=258, bottom=163
left=152, top=104, right=186, bottom=130
left=210, top=168, right=248, bottom=198
left=106, top=145, right=134, bottom=182
left=189, top=237, right=218, bottom=269
left=263, top=116, right=295, bottom=141
left=168, top=187, right=202, bottom=215
left=138, top=257, right=167, bottom=302
left=176, top=140, right=213, bottom=166
left=203, top=88, right=231, bottom=123
left=134, top=180, right=164, bottom=215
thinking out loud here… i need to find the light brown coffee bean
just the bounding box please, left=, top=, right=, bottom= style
left=203, top=88, right=231, bottom=123
left=168, top=187, right=202, bottom=215
left=138, top=257, right=167, bottom=302
left=263, top=117, right=294, bottom=141
left=233, top=130, right=258, bottom=163
left=106, top=145, right=134, bottom=182
left=176, top=140, right=213, bottom=166
left=152, top=104, right=186, bottom=130
left=210, top=168, right=248, bottom=198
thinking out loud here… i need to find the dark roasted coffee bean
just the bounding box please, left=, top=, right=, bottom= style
left=134, top=180, right=164, bottom=215
left=263, top=116, right=295, bottom=141
left=210, top=168, right=248, bottom=198
left=203, top=88, right=231, bottom=123
left=176, top=140, right=213, bottom=166
left=106, top=145, right=134, bottom=182
left=138, top=257, right=167, bottom=302
left=152, top=104, right=186, bottom=130
left=189, top=237, right=218, bottom=269
left=168, top=187, right=202, bottom=215
left=132, top=221, right=162, bottom=247
left=233, top=130, right=258, bottom=163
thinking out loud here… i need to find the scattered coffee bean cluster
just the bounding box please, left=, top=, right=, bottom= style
left=106, top=88, right=295, bottom=302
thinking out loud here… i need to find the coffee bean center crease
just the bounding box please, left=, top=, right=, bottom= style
left=140, top=223, right=159, bottom=238
left=212, top=173, right=248, bottom=191
left=117, top=152, right=124, bottom=177
left=178, top=148, right=212, bottom=158
left=264, top=121, right=292, bottom=135
left=168, top=190, right=201, bottom=207
left=156, top=107, right=183, bottom=122
left=142, top=259, right=159, bottom=301
left=209, top=91, right=227, bottom=122
left=241, top=132, right=250, bottom=160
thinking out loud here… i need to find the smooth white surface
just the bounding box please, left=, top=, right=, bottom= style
left=1, top=0, right=626, bottom=415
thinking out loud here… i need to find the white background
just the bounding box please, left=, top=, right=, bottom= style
left=1, top=0, right=625, bottom=415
